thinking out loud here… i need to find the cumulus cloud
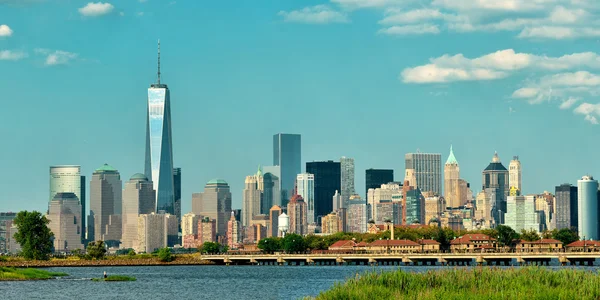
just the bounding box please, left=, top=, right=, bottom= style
left=0, top=50, right=27, bottom=60
left=378, top=24, right=440, bottom=35
left=331, top=0, right=408, bottom=9
left=431, top=0, right=564, bottom=12
left=559, top=97, right=579, bottom=109
left=35, top=49, right=78, bottom=66
left=79, top=2, right=114, bottom=17
left=278, top=5, right=349, bottom=24
left=0, top=24, right=12, bottom=37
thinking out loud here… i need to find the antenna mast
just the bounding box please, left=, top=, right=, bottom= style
left=157, top=39, right=161, bottom=85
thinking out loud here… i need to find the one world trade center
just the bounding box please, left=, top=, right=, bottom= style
left=145, top=40, right=175, bottom=214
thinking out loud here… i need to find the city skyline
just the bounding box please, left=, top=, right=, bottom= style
left=2, top=1, right=600, bottom=215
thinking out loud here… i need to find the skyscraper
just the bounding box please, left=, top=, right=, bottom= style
left=505, top=195, right=541, bottom=232
left=269, top=205, right=283, bottom=237
left=90, top=164, right=122, bottom=246
left=444, top=145, right=461, bottom=208
left=405, top=189, right=424, bottom=225
left=145, top=41, right=175, bottom=215
left=340, top=157, right=356, bottom=205
left=296, top=173, right=315, bottom=224
left=49, top=165, right=86, bottom=242
left=365, top=169, right=394, bottom=199
left=577, top=176, right=598, bottom=240
left=261, top=171, right=278, bottom=215
left=346, top=197, right=368, bottom=233
left=47, top=192, right=84, bottom=252
left=121, top=173, right=155, bottom=250
left=482, top=152, right=509, bottom=225
left=191, top=179, right=232, bottom=238
left=173, top=167, right=181, bottom=230
left=181, top=212, right=200, bottom=248
left=227, top=212, right=241, bottom=249
left=287, top=195, right=307, bottom=235
left=262, top=166, right=281, bottom=207
left=555, top=184, right=578, bottom=230
left=242, top=174, right=261, bottom=228
left=332, top=190, right=342, bottom=212
left=509, top=156, right=522, bottom=193
left=306, top=160, right=341, bottom=223
left=273, top=133, right=301, bottom=207
left=136, top=213, right=176, bottom=253
left=404, top=152, right=441, bottom=195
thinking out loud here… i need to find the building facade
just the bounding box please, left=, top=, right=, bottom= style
left=242, top=174, right=262, bottom=228
left=555, top=184, right=578, bottom=230
left=260, top=171, right=278, bottom=215
left=273, top=133, right=301, bottom=207
left=181, top=212, right=200, bottom=248
left=90, top=164, right=122, bottom=246
left=227, top=212, right=240, bottom=249
left=306, top=160, right=341, bottom=223
left=505, top=195, right=541, bottom=232
left=404, top=152, right=441, bottom=195
left=198, top=217, right=217, bottom=245
left=49, top=165, right=86, bottom=242
left=173, top=167, right=182, bottom=230
left=287, top=195, right=307, bottom=235
left=296, top=173, right=315, bottom=224
left=444, top=146, right=462, bottom=208
left=321, top=212, right=341, bottom=235
left=365, top=169, right=394, bottom=200
left=121, top=173, right=155, bottom=250
left=191, top=179, right=232, bottom=239
left=136, top=213, right=176, bottom=253
left=578, top=176, right=599, bottom=240
left=269, top=205, right=283, bottom=237
left=405, top=189, right=424, bottom=225
left=48, top=192, right=84, bottom=251
left=482, top=152, right=509, bottom=225
left=346, top=198, right=368, bottom=233
left=340, top=157, right=356, bottom=206
left=509, top=157, right=522, bottom=193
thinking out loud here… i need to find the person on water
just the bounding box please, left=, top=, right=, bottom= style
left=103, top=271, right=107, bottom=279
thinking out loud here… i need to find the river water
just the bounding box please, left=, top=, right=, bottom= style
left=1, top=265, right=598, bottom=300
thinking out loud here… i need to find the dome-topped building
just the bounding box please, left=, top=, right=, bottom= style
left=482, top=152, right=509, bottom=225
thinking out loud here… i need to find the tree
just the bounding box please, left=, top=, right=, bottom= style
left=282, top=233, right=307, bottom=253
left=157, top=247, right=173, bottom=262
left=496, top=225, right=519, bottom=248
left=87, top=241, right=107, bottom=260
left=553, top=228, right=579, bottom=246
left=520, top=229, right=541, bottom=241
left=128, top=249, right=136, bottom=257
left=257, top=237, right=281, bottom=253
left=305, top=235, right=327, bottom=251
left=13, top=211, right=54, bottom=260
left=200, top=242, right=222, bottom=254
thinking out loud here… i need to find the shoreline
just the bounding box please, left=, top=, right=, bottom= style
left=0, top=257, right=215, bottom=268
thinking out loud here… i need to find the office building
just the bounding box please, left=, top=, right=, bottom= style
left=425, top=195, right=445, bottom=224
left=287, top=195, right=307, bottom=235
left=367, top=182, right=402, bottom=222
left=578, top=176, right=599, bottom=240
left=262, top=166, right=281, bottom=207
left=0, top=212, right=17, bottom=254
left=346, top=198, right=368, bottom=233
left=191, top=179, right=232, bottom=238
left=482, top=152, right=509, bottom=225
left=121, top=173, right=155, bottom=250
left=554, top=184, right=578, bottom=230
left=404, top=152, right=441, bottom=195
left=49, top=165, right=86, bottom=242
left=509, top=157, right=522, bottom=193
left=332, top=190, right=342, bottom=212
left=444, top=146, right=462, bottom=208
left=242, top=172, right=262, bottom=228
left=181, top=212, right=200, bottom=248
left=505, top=195, right=541, bottom=232
left=90, top=164, right=122, bottom=246
left=405, top=189, right=424, bottom=225
left=145, top=41, right=175, bottom=215
left=136, top=213, right=176, bottom=253
left=273, top=133, right=301, bottom=207
left=47, top=192, right=84, bottom=251
left=227, top=212, right=241, bottom=249
left=375, top=201, right=402, bottom=225
left=475, top=188, right=497, bottom=228
left=260, top=171, right=278, bottom=214
left=269, top=205, right=283, bottom=237
left=321, top=212, right=341, bottom=235
left=296, top=173, right=315, bottom=224
left=340, top=157, right=356, bottom=205
left=198, top=217, right=217, bottom=245
left=365, top=169, right=394, bottom=199
left=306, top=160, right=341, bottom=223
left=173, top=167, right=181, bottom=230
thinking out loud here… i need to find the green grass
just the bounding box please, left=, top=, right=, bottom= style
left=0, top=267, right=68, bottom=281
left=313, top=267, right=600, bottom=300
left=92, top=275, right=137, bottom=282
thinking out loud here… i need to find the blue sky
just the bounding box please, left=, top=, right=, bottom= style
left=1, top=0, right=599, bottom=214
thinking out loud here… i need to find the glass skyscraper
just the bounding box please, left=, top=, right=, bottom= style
left=306, top=160, right=341, bottom=224
left=577, top=176, right=598, bottom=240
left=145, top=41, right=175, bottom=215
left=273, top=133, right=301, bottom=207
left=296, top=173, right=315, bottom=224
left=365, top=169, right=394, bottom=199
left=49, top=165, right=86, bottom=242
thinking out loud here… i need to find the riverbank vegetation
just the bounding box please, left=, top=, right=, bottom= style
left=314, top=267, right=600, bottom=299
left=0, top=267, right=68, bottom=281
left=92, top=275, right=136, bottom=282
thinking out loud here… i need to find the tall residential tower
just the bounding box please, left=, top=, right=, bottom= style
left=404, top=152, right=441, bottom=195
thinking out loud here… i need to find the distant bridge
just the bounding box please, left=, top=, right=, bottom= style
left=200, top=253, right=600, bottom=266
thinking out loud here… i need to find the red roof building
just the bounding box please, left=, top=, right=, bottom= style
left=566, top=240, right=600, bottom=252
left=451, top=234, right=496, bottom=253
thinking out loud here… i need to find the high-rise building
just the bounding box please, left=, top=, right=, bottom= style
left=405, top=189, right=424, bottom=225
left=136, top=213, right=176, bottom=253
left=269, top=205, right=283, bottom=237
left=346, top=197, right=368, bottom=233
left=287, top=195, right=307, bottom=235
left=555, top=184, right=578, bottom=230
left=365, top=169, right=394, bottom=199
left=145, top=41, right=175, bottom=215
left=261, top=171, right=278, bottom=215
left=321, top=212, right=341, bottom=235
left=191, top=179, right=232, bottom=238
left=577, top=176, right=599, bottom=240
left=505, top=195, right=541, bottom=232
left=227, top=212, right=240, bottom=249
left=405, top=152, right=441, bottom=195
left=181, top=212, right=200, bottom=248
left=296, top=173, right=315, bottom=224
left=47, top=192, right=84, bottom=252
left=475, top=188, right=497, bottom=228
left=306, top=160, right=341, bottom=223
left=198, top=217, right=217, bottom=245
left=444, top=146, right=461, bottom=208
left=273, top=133, right=301, bottom=207
left=121, top=173, right=155, bottom=250
left=375, top=201, right=402, bottom=225
left=340, top=157, right=356, bottom=206
left=242, top=173, right=262, bottom=228
left=90, top=164, right=122, bottom=246
left=262, top=166, right=281, bottom=207
left=173, top=168, right=182, bottom=231
left=509, top=156, right=522, bottom=193
left=367, top=182, right=402, bottom=222
left=482, top=152, right=509, bottom=225
left=424, top=195, right=445, bottom=224
left=332, top=190, right=342, bottom=212
left=49, top=165, right=86, bottom=242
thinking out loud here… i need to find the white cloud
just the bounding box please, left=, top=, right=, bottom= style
left=584, top=114, right=598, bottom=124
left=378, top=24, right=440, bottom=35
left=35, top=49, right=78, bottom=66
left=559, top=97, right=579, bottom=109
left=401, top=64, right=506, bottom=83
left=380, top=9, right=447, bottom=24
left=278, top=5, right=349, bottom=24
left=574, top=103, right=600, bottom=124
left=78, top=2, right=114, bottom=17
left=512, top=87, right=540, bottom=98
left=548, top=6, right=587, bottom=24
left=0, top=50, right=27, bottom=60
left=331, top=0, right=408, bottom=9
left=431, top=0, right=562, bottom=12
left=0, top=24, right=13, bottom=37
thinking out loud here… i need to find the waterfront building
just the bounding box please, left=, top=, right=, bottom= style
left=90, top=164, right=122, bottom=246
left=555, top=184, right=578, bottom=230
left=136, top=213, right=176, bottom=253
left=346, top=197, right=368, bottom=233
left=287, top=195, right=307, bottom=235
left=509, top=157, right=522, bottom=193
left=578, top=176, right=599, bottom=240
left=242, top=173, right=262, bottom=228
left=49, top=165, right=86, bottom=242
left=505, top=195, right=541, bottom=232
left=227, top=212, right=241, bottom=249
left=296, top=173, right=315, bottom=224
left=145, top=41, right=175, bottom=215
left=306, top=160, right=341, bottom=223
left=173, top=167, right=181, bottom=231
left=191, top=179, right=232, bottom=238
left=404, top=152, right=441, bottom=195
left=444, top=146, right=462, bottom=208
left=198, top=217, right=217, bottom=245
left=405, top=189, right=424, bottom=225
left=340, top=157, right=356, bottom=206
left=262, top=166, right=281, bottom=207
left=482, top=152, right=509, bottom=225
left=365, top=169, right=394, bottom=200
left=269, top=205, right=283, bottom=237
left=181, top=212, right=200, bottom=248
left=121, top=173, right=155, bottom=250
left=0, top=213, right=16, bottom=253
left=322, top=212, right=341, bottom=235
left=273, top=133, right=301, bottom=207
left=6, top=224, right=20, bottom=254
left=47, top=192, right=84, bottom=252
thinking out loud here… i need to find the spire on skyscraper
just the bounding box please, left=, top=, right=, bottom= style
left=445, top=145, right=458, bottom=165
left=157, top=39, right=161, bottom=85
left=492, top=151, right=500, bottom=163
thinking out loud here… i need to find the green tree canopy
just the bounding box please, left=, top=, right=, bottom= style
left=282, top=233, right=307, bottom=253
left=552, top=228, right=579, bottom=245
left=257, top=237, right=281, bottom=253
left=13, top=211, right=54, bottom=260
left=496, top=225, right=519, bottom=247
left=200, top=242, right=222, bottom=254
left=87, top=241, right=107, bottom=260
left=157, top=247, right=173, bottom=262
left=520, top=229, right=541, bottom=241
